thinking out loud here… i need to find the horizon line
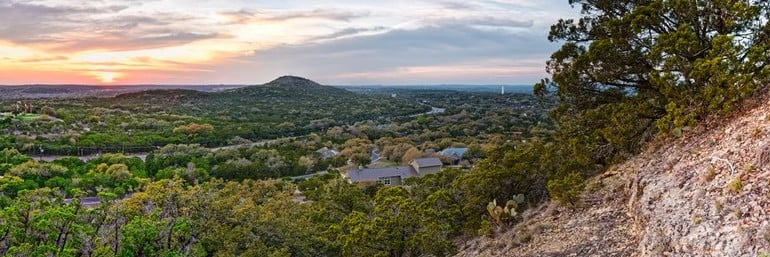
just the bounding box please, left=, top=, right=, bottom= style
left=0, top=83, right=536, bottom=87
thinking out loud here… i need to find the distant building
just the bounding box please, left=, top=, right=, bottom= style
left=345, top=166, right=416, bottom=186
left=408, top=157, right=443, bottom=175
left=344, top=157, right=444, bottom=186
left=440, top=148, right=468, bottom=165
left=316, top=147, right=339, bottom=159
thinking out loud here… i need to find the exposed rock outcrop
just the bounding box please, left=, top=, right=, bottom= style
left=457, top=95, right=770, bottom=257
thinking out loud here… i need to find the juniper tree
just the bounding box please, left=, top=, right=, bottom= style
left=538, top=0, right=770, bottom=169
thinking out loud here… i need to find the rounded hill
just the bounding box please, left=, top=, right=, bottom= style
left=226, top=75, right=353, bottom=97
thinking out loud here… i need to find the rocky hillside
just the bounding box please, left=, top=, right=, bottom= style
left=457, top=94, right=770, bottom=257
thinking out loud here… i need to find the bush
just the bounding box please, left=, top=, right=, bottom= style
left=546, top=172, right=584, bottom=205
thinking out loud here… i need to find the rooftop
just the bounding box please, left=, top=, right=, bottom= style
left=346, top=166, right=416, bottom=182
left=410, top=157, right=443, bottom=167
left=441, top=148, right=468, bottom=157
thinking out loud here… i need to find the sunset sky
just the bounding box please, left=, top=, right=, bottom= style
left=0, top=0, right=578, bottom=85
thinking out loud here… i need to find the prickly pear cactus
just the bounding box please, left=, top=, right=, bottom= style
left=487, top=194, right=527, bottom=226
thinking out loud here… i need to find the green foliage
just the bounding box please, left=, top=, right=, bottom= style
left=537, top=0, right=770, bottom=181
left=452, top=142, right=552, bottom=231
left=0, top=79, right=558, bottom=252
left=172, top=122, right=214, bottom=137
left=349, top=153, right=371, bottom=167
left=546, top=172, right=584, bottom=205
left=0, top=76, right=430, bottom=152
left=333, top=185, right=460, bottom=257
left=0, top=148, right=32, bottom=168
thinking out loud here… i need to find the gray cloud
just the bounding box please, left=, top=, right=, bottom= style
left=438, top=1, right=480, bottom=10
left=222, top=8, right=367, bottom=24
left=260, top=25, right=550, bottom=66
left=0, top=0, right=131, bottom=42
left=312, top=26, right=387, bottom=41
left=450, top=17, right=533, bottom=28
left=104, top=15, right=176, bottom=30
left=49, top=31, right=223, bottom=52
left=0, top=0, right=215, bottom=51
left=273, top=8, right=366, bottom=22
left=208, top=24, right=556, bottom=84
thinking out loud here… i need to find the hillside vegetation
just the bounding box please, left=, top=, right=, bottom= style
left=0, top=75, right=554, bottom=256
left=455, top=0, right=770, bottom=256
left=457, top=88, right=770, bottom=257
left=0, top=76, right=427, bottom=153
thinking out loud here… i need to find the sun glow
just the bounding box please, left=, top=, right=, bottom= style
left=97, top=72, right=119, bottom=83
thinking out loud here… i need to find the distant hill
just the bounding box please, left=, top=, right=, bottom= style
left=111, top=76, right=353, bottom=103
left=340, top=85, right=535, bottom=94
left=0, top=85, right=242, bottom=100
left=111, top=89, right=210, bottom=104
left=99, top=76, right=429, bottom=143
left=224, top=75, right=355, bottom=98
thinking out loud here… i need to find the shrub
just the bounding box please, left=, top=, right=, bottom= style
left=546, top=172, right=584, bottom=205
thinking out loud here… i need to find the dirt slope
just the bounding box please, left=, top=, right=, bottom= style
left=457, top=95, right=770, bottom=257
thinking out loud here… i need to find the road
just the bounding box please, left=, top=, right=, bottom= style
left=64, top=197, right=102, bottom=206
left=32, top=137, right=297, bottom=163
left=37, top=153, right=147, bottom=162
left=371, top=148, right=380, bottom=162
left=209, top=137, right=296, bottom=151
left=290, top=171, right=329, bottom=180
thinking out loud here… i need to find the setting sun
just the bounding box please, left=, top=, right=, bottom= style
left=98, top=72, right=119, bottom=83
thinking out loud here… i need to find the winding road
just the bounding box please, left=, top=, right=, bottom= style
left=33, top=137, right=296, bottom=163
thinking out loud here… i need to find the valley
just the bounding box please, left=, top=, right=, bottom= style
left=0, top=76, right=552, bottom=256
left=2, top=0, right=769, bottom=256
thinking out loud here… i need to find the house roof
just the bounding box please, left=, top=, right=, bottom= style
left=440, top=148, right=468, bottom=157
left=410, top=157, right=443, bottom=168
left=346, top=166, right=417, bottom=182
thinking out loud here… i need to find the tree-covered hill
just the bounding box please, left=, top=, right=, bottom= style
left=0, top=76, right=428, bottom=153
left=230, top=75, right=355, bottom=96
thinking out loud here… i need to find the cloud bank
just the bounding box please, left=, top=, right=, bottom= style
left=0, top=0, right=578, bottom=84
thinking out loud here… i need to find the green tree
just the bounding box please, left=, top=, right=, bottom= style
left=311, top=179, right=372, bottom=223
left=0, top=148, right=31, bottom=166
left=336, top=186, right=422, bottom=257
left=539, top=0, right=770, bottom=165
left=350, top=153, right=371, bottom=167
left=106, top=164, right=131, bottom=182
left=535, top=0, right=770, bottom=201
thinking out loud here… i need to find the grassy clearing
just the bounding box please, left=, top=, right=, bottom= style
left=0, top=113, right=41, bottom=121
left=16, top=114, right=41, bottom=121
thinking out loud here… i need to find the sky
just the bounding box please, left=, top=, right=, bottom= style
left=0, top=0, right=579, bottom=85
